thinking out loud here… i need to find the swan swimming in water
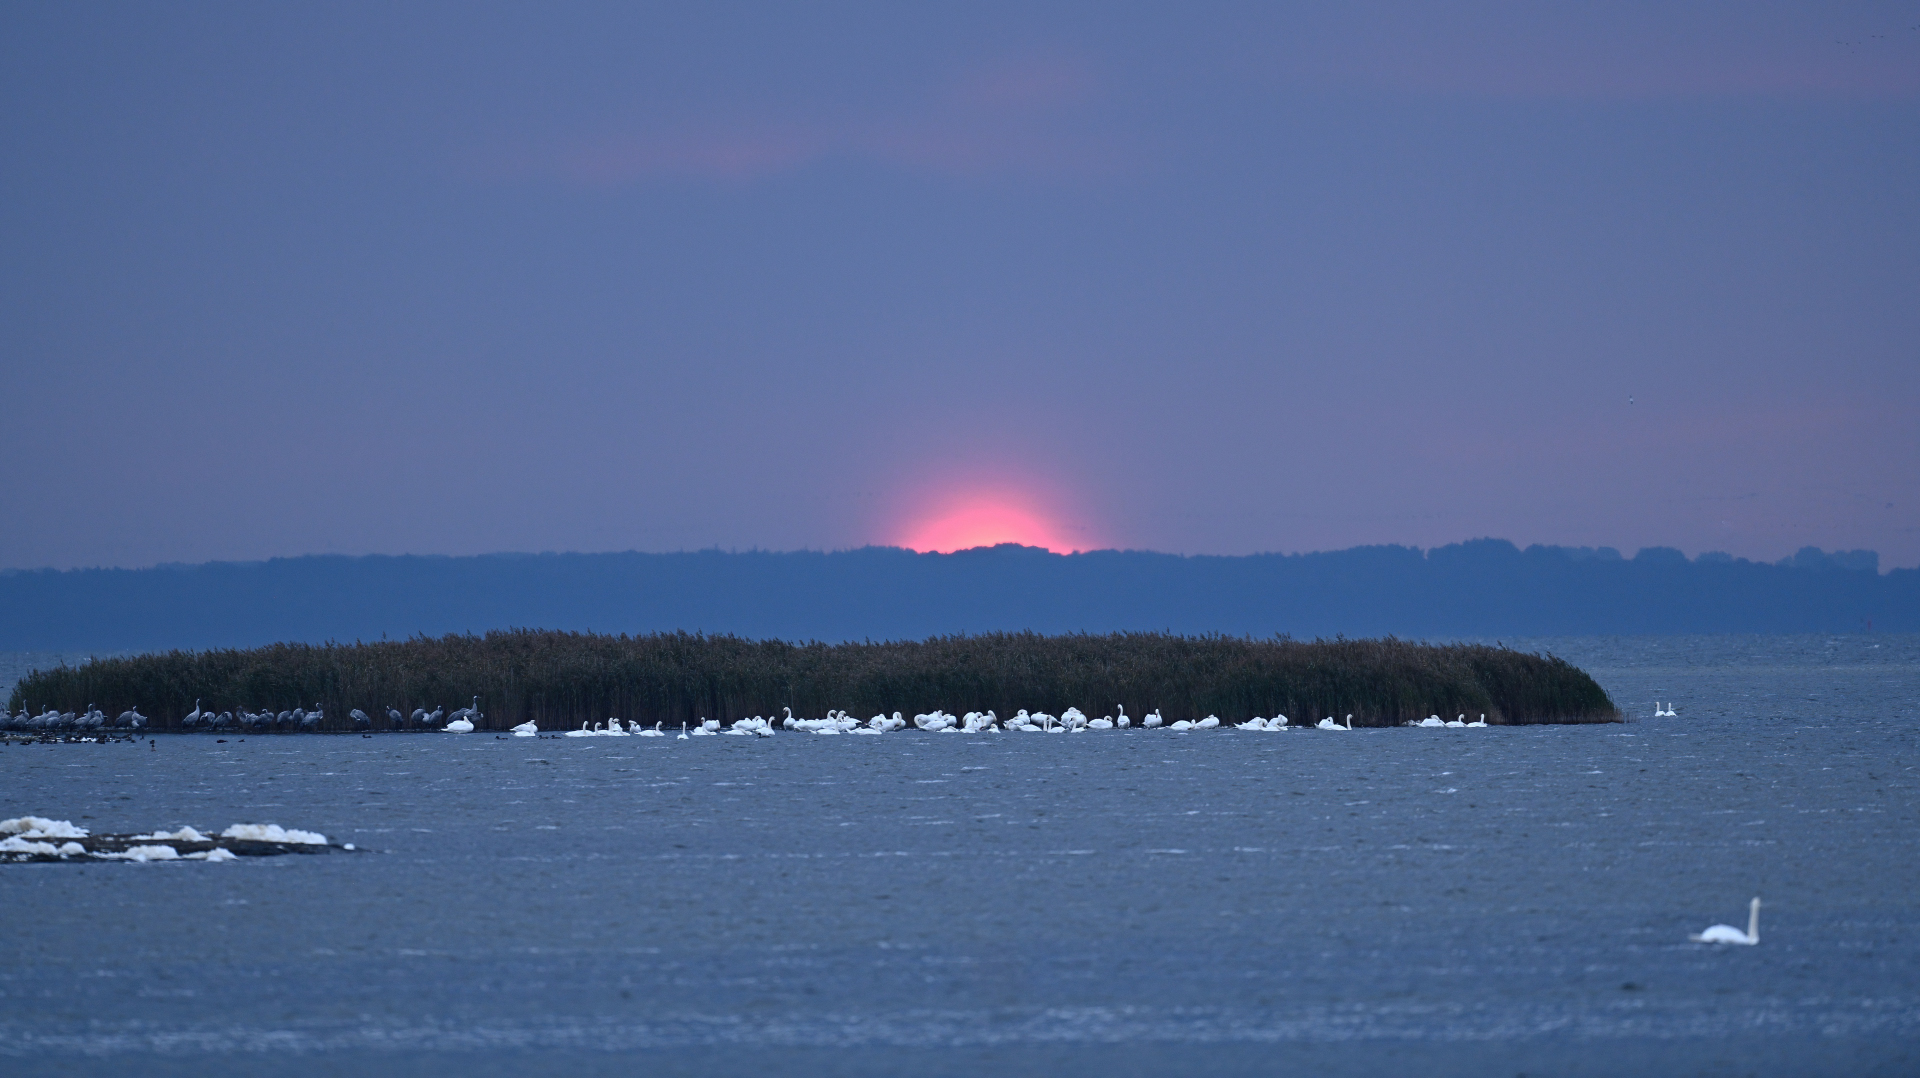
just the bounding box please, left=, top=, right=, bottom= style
left=1466, top=714, right=1488, bottom=727
left=1691, top=898, right=1760, bottom=945
left=510, top=720, right=538, bottom=737
left=443, top=712, right=475, bottom=733
left=1446, top=714, right=1467, bottom=728
left=1143, top=710, right=1163, bottom=728
left=1116, top=705, right=1129, bottom=729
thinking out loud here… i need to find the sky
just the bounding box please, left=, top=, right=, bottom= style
left=3, top=2, right=1917, bottom=570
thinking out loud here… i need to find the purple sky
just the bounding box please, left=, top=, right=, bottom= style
left=4, top=2, right=1917, bottom=570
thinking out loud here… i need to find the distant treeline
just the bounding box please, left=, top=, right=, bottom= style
left=7, top=631, right=1617, bottom=731
left=0, top=540, right=1908, bottom=652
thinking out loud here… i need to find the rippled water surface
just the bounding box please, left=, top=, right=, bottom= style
left=3, top=635, right=1917, bottom=1076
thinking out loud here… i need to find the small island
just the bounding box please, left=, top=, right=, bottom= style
left=6, top=630, right=1617, bottom=733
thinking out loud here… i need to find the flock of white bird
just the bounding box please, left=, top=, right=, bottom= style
left=6, top=700, right=1678, bottom=736
left=486, top=705, right=1511, bottom=739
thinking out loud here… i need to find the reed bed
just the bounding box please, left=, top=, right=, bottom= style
left=6, top=631, right=1617, bottom=732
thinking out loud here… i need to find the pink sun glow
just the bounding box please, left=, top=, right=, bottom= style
left=898, top=497, right=1078, bottom=554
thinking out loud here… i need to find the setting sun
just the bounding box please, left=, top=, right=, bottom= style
left=897, top=495, right=1079, bottom=553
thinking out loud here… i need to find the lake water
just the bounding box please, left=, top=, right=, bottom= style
left=3, top=635, right=1917, bottom=1076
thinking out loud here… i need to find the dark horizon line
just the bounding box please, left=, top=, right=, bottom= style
left=0, top=537, right=1898, bottom=576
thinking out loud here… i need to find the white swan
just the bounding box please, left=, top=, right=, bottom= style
left=185, top=699, right=204, bottom=726
left=1691, top=898, right=1760, bottom=945
left=1196, top=715, right=1220, bottom=729
left=511, top=719, right=538, bottom=737
left=1116, top=705, right=1129, bottom=729
left=1168, top=719, right=1193, bottom=731
left=1446, top=713, right=1467, bottom=728
left=1415, top=714, right=1445, bottom=728
left=1466, top=714, right=1488, bottom=727
left=1316, top=716, right=1351, bottom=731
left=443, top=714, right=475, bottom=733
left=564, top=722, right=595, bottom=738
left=1143, top=709, right=1163, bottom=728
left=638, top=721, right=665, bottom=737
left=677, top=722, right=689, bottom=740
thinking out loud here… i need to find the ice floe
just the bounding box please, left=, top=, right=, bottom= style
left=221, top=823, right=328, bottom=845
left=3, top=815, right=346, bottom=863
left=0, top=836, right=88, bottom=857
left=144, top=826, right=210, bottom=842
left=2, top=816, right=90, bottom=839
left=106, top=845, right=181, bottom=862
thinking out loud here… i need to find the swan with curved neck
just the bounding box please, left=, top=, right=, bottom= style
left=1691, top=898, right=1760, bottom=945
